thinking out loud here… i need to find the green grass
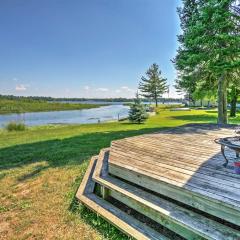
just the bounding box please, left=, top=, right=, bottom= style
left=0, top=98, right=104, bottom=114
left=0, top=109, right=239, bottom=239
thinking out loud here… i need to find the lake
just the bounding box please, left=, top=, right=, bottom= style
left=0, top=105, right=130, bottom=128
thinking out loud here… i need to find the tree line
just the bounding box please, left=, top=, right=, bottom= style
left=0, top=94, right=182, bottom=103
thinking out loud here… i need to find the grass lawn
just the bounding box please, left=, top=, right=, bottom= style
left=0, top=99, right=103, bottom=114
left=0, top=109, right=239, bottom=240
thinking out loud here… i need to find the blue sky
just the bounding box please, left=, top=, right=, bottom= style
left=0, top=0, right=181, bottom=98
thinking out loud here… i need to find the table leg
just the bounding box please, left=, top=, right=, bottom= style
left=221, top=145, right=228, bottom=167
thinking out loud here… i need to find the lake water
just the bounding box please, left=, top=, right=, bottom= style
left=0, top=105, right=130, bottom=128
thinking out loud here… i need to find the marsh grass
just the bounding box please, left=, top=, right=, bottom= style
left=5, top=121, right=26, bottom=131
left=0, top=98, right=104, bottom=114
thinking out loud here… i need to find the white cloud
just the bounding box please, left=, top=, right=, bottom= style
left=96, top=88, right=109, bottom=92
left=113, top=86, right=136, bottom=98
left=15, top=84, right=27, bottom=91
left=115, top=86, right=136, bottom=94
left=84, top=86, right=90, bottom=91
left=13, top=77, right=18, bottom=82
left=121, top=86, right=129, bottom=90
left=120, top=86, right=135, bottom=93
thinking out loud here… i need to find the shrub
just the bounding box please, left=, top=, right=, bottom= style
left=6, top=122, right=26, bottom=131
left=128, top=95, right=148, bottom=124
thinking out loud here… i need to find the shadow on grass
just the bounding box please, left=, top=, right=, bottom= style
left=1, top=126, right=170, bottom=240
left=0, top=127, right=166, bottom=172
left=205, top=110, right=218, bottom=114
left=170, top=114, right=217, bottom=123
left=17, top=165, right=49, bottom=182
left=1, top=127, right=169, bottom=239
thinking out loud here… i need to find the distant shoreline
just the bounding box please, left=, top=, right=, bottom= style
left=0, top=98, right=105, bottom=115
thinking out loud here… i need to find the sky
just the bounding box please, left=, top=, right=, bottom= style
left=0, top=0, right=182, bottom=98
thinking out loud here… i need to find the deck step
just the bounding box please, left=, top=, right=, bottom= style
left=76, top=156, right=169, bottom=240
left=93, top=149, right=240, bottom=240
left=109, top=161, right=240, bottom=226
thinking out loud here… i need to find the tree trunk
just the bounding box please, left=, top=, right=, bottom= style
left=217, top=74, right=228, bottom=124
left=230, top=96, right=237, bottom=117
left=207, top=101, right=210, bottom=108
left=155, top=92, right=158, bottom=107
left=230, top=87, right=239, bottom=117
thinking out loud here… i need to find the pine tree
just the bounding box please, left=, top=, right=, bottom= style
left=128, top=94, right=148, bottom=124
left=139, top=63, right=167, bottom=107
left=173, top=0, right=200, bottom=101
left=175, top=0, right=240, bottom=124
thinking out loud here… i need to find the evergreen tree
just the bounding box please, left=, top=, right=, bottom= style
left=139, top=63, right=167, bottom=107
left=128, top=94, right=148, bottom=124
left=175, top=0, right=240, bottom=124
left=173, top=0, right=200, bottom=102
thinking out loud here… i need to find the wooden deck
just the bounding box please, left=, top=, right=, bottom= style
left=109, top=124, right=240, bottom=226
left=77, top=124, right=240, bottom=239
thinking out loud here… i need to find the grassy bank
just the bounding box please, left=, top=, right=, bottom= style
left=0, top=109, right=239, bottom=240
left=0, top=98, right=104, bottom=114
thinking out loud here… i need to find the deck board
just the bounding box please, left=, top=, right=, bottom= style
left=109, top=124, right=240, bottom=223
left=110, top=158, right=240, bottom=208
left=111, top=145, right=240, bottom=181
left=110, top=149, right=240, bottom=188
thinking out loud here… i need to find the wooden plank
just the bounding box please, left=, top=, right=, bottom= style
left=122, top=136, right=236, bottom=161
left=112, top=138, right=238, bottom=170
left=109, top=163, right=240, bottom=226
left=93, top=152, right=240, bottom=239
left=109, top=128, right=240, bottom=203
left=113, top=124, right=236, bottom=145
left=110, top=131, right=240, bottom=183
left=109, top=154, right=240, bottom=207
left=112, top=138, right=230, bottom=165
left=111, top=125, right=236, bottom=158
left=110, top=147, right=240, bottom=185
left=108, top=179, right=240, bottom=240
left=111, top=139, right=240, bottom=179
left=110, top=147, right=240, bottom=187
left=122, top=136, right=232, bottom=159
left=76, top=156, right=98, bottom=198
left=80, top=194, right=169, bottom=240
left=110, top=146, right=240, bottom=184
left=76, top=154, right=168, bottom=239
left=92, top=148, right=109, bottom=179
left=110, top=157, right=240, bottom=208
left=110, top=141, right=227, bottom=168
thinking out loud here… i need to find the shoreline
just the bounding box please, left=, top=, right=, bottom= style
left=0, top=105, right=129, bottom=128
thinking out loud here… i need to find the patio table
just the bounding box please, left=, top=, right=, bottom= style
left=215, top=136, right=240, bottom=167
